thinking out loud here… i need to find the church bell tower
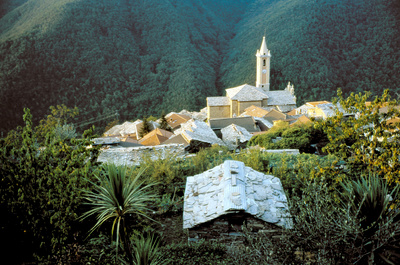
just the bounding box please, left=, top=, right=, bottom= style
left=256, top=36, right=271, bottom=91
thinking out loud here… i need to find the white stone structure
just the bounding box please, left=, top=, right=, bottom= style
left=97, top=144, right=185, bottom=166
left=256, top=36, right=271, bottom=90
left=221, top=124, right=253, bottom=150
left=183, top=160, right=292, bottom=230
left=181, top=119, right=225, bottom=147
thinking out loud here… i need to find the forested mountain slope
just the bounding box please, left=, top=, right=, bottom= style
left=1, top=0, right=400, bottom=134
left=0, top=0, right=249, bottom=133
left=221, top=0, right=400, bottom=104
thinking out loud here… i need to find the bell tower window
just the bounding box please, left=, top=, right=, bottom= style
left=263, top=60, right=266, bottom=66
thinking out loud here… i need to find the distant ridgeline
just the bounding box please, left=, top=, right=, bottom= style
left=1, top=0, right=399, bottom=134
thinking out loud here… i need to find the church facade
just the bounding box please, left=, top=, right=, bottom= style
left=207, top=37, right=296, bottom=120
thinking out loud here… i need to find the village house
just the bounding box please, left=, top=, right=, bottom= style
left=138, top=128, right=174, bottom=146
left=165, top=113, right=191, bottom=132
left=207, top=37, right=296, bottom=121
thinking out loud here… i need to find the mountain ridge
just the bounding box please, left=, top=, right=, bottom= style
left=1, top=0, right=399, bottom=134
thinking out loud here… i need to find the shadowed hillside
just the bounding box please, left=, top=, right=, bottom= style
left=1, top=0, right=400, bottom=134
left=0, top=0, right=250, bottom=133
left=220, top=0, right=400, bottom=104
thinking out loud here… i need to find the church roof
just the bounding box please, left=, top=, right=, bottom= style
left=226, top=84, right=268, bottom=102
left=265, top=90, right=296, bottom=105
left=258, top=36, right=269, bottom=56
left=207, top=97, right=230, bottom=106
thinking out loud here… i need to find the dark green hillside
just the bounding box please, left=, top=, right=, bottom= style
left=220, top=0, right=400, bottom=104
left=1, top=0, right=400, bottom=134
left=0, top=0, right=28, bottom=18
left=0, top=0, right=250, bottom=133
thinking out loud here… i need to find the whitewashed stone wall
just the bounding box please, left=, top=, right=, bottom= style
left=97, top=144, right=185, bottom=166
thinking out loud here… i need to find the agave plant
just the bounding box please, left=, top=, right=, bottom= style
left=341, top=175, right=400, bottom=265
left=81, top=164, right=158, bottom=265
left=131, top=232, right=164, bottom=265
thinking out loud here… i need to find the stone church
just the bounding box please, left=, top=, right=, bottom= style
left=207, top=37, right=296, bottom=120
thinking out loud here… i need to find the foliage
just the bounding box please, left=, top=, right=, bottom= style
left=159, top=112, right=172, bottom=132
left=248, top=123, right=326, bottom=153
left=340, top=176, right=400, bottom=264
left=81, top=164, right=158, bottom=265
left=316, top=89, right=400, bottom=185
left=0, top=108, right=100, bottom=261
left=139, top=117, right=152, bottom=138
left=34, top=104, right=80, bottom=143
left=78, top=233, right=120, bottom=264
left=131, top=232, right=164, bottom=265
left=155, top=190, right=183, bottom=215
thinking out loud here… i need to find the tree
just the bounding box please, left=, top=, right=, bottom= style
left=35, top=104, right=79, bottom=143
left=159, top=111, right=172, bottom=132
left=0, top=108, right=100, bottom=261
left=81, top=164, right=158, bottom=265
left=248, top=123, right=325, bottom=154
left=139, top=117, right=151, bottom=138
left=316, top=89, right=400, bottom=185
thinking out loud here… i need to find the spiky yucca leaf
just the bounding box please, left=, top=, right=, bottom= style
left=132, top=233, right=164, bottom=265
left=341, top=175, right=400, bottom=264
left=81, top=164, right=157, bottom=263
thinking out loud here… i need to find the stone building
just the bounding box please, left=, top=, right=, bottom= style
left=207, top=37, right=296, bottom=120
left=183, top=160, right=292, bottom=241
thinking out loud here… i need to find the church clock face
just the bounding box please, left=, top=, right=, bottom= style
left=262, top=69, right=267, bottom=74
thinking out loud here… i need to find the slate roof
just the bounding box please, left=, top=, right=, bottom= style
left=253, top=117, right=274, bottom=130
left=183, top=160, right=292, bottom=229
left=221, top=124, right=253, bottom=150
left=162, top=134, right=189, bottom=145
left=181, top=120, right=225, bottom=146
left=166, top=113, right=191, bottom=130
left=207, top=97, right=230, bottom=106
left=318, top=103, right=344, bottom=118
left=264, top=109, right=287, bottom=120
left=265, top=90, right=296, bottom=105
left=306, top=101, right=331, bottom=107
left=242, top=105, right=269, bottom=118
left=139, top=135, right=169, bottom=146
left=290, top=115, right=311, bottom=126
left=209, top=117, right=260, bottom=133
left=139, top=128, right=174, bottom=146
left=92, top=137, right=120, bottom=146
left=226, top=84, right=269, bottom=102
left=104, top=120, right=142, bottom=136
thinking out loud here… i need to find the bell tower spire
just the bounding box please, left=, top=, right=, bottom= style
left=256, top=36, right=271, bottom=91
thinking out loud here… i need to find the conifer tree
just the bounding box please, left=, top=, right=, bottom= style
left=139, top=117, right=151, bottom=138
left=159, top=111, right=172, bottom=132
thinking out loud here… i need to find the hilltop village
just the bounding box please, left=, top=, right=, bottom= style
left=97, top=37, right=340, bottom=163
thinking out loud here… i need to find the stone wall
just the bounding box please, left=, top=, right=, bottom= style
left=188, top=212, right=283, bottom=243
left=97, top=144, right=185, bottom=166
